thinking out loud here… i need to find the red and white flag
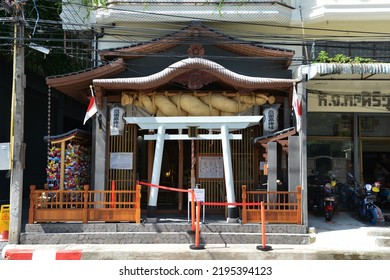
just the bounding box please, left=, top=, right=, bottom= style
left=83, top=85, right=98, bottom=125
left=292, top=83, right=302, bottom=132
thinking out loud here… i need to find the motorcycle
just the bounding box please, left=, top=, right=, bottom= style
left=323, top=182, right=336, bottom=222
left=307, top=174, right=337, bottom=222
left=356, top=183, right=380, bottom=225
left=377, top=182, right=390, bottom=210
left=308, top=174, right=330, bottom=211
left=345, top=173, right=362, bottom=210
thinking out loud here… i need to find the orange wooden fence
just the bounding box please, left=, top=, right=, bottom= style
left=28, top=184, right=141, bottom=224
left=241, top=185, right=302, bottom=224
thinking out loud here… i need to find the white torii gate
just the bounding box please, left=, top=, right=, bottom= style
left=124, top=116, right=263, bottom=223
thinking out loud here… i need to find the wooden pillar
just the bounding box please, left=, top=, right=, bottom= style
left=288, top=136, right=301, bottom=200
left=241, top=185, right=247, bottom=224
left=296, top=185, right=302, bottom=225
left=267, top=142, right=277, bottom=192
left=60, top=141, right=65, bottom=190
left=82, top=185, right=89, bottom=223
left=28, top=185, right=36, bottom=224
left=178, top=140, right=184, bottom=211
left=135, top=184, right=141, bottom=223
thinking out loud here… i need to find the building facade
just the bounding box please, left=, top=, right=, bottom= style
left=45, top=0, right=390, bottom=224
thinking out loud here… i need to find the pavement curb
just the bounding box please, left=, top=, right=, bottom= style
left=2, top=243, right=390, bottom=260
left=3, top=246, right=82, bottom=260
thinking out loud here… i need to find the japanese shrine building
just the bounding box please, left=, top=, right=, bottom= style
left=46, top=23, right=301, bottom=222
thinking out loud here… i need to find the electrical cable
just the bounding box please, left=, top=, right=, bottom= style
left=1, top=1, right=390, bottom=77
left=4, top=1, right=390, bottom=39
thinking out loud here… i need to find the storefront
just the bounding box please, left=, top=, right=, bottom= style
left=304, top=64, right=390, bottom=195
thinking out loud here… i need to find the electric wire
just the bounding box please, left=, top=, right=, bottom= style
left=3, top=2, right=390, bottom=41
left=1, top=1, right=390, bottom=77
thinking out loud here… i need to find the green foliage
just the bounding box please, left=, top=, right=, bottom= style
left=332, top=53, right=350, bottom=63
left=216, top=0, right=249, bottom=14
left=313, top=50, right=374, bottom=64
left=44, top=53, right=87, bottom=76
left=0, top=0, right=89, bottom=77
left=81, top=0, right=108, bottom=8
left=352, top=56, right=373, bottom=63
left=26, top=0, right=88, bottom=76
left=315, top=50, right=330, bottom=63
left=80, top=0, right=108, bottom=18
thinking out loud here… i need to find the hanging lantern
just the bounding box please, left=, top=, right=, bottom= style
left=262, top=104, right=280, bottom=135
left=110, top=106, right=126, bottom=136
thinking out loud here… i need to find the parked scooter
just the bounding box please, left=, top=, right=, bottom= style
left=346, top=173, right=365, bottom=210
left=308, top=173, right=330, bottom=211
left=377, top=181, right=390, bottom=210
left=356, top=183, right=380, bottom=225
left=323, top=182, right=336, bottom=222
left=307, top=173, right=337, bottom=222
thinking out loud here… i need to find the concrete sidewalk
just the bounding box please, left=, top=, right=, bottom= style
left=1, top=212, right=390, bottom=260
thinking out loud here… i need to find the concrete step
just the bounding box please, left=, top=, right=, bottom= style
left=366, top=228, right=390, bottom=237
left=21, top=222, right=310, bottom=245
left=20, top=231, right=311, bottom=245
left=375, top=237, right=390, bottom=247
left=366, top=228, right=390, bottom=247
left=24, top=222, right=307, bottom=234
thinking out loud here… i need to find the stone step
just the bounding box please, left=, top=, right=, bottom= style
left=20, top=231, right=311, bottom=245
left=366, top=228, right=390, bottom=237
left=366, top=228, right=390, bottom=247
left=375, top=237, right=390, bottom=247
left=21, top=222, right=310, bottom=245
left=24, top=222, right=307, bottom=234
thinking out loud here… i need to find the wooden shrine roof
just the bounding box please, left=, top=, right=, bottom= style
left=44, top=129, right=91, bottom=145
left=99, top=23, right=295, bottom=67
left=45, top=23, right=295, bottom=105
left=254, top=126, right=297, bottom=145
left=46, top=58, right=126, bottom=103
left=93, top=58, right=298, bottom=91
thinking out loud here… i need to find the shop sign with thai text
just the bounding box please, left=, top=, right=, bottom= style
left=308, top=91, right=390, bottom=113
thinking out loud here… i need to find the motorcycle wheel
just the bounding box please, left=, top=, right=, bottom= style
left=367, top=209, right=377, bottom=225
left=325, top=210, right=333, bottom=222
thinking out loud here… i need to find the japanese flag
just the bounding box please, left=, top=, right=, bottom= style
left=292, top=84, right=302, bottom=132
left=83, top=86, right=98, bottom=125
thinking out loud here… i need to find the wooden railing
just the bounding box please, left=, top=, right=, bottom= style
left=241, top=185, right=302, bottom=224
left=28, top=185, right=141, bottom=224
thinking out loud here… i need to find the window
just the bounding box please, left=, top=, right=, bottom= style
left=308, top=113, right=353, bottom=137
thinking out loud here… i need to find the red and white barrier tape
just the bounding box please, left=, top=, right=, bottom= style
left=138, top=181, right=263, bottom=207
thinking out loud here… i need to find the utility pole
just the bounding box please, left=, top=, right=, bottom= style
left=8, top=0, right=25, bottom=244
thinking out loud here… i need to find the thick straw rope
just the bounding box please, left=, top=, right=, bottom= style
left=121, top=92, right=275, bottom=116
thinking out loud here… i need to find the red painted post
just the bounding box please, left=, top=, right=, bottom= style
left=261, top=201, right=266, bottom=246
left=135, top=184, right=141, bottom=223
left=191, top=189, right=195, bottom=232
left=111, top=180, right=116, bottom=208
left=195, top=201, right=200, bottom=247
left=257, top=201, right=273, bottom=251
left=189, top=201, right=205, bottom=250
